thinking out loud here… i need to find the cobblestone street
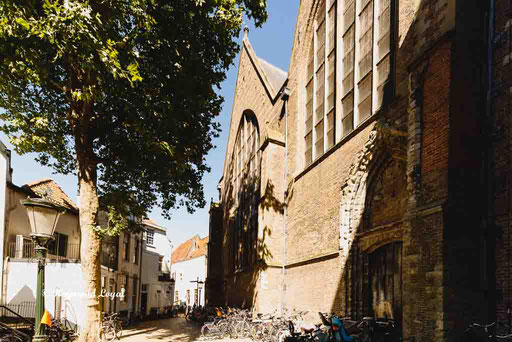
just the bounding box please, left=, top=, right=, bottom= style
left=120, top=317, right=251, bottom=342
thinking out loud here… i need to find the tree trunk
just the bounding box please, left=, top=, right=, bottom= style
left=76, top=134, right=102, bottom=342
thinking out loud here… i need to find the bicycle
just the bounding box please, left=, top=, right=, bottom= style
left=0, top=327, right=29, bottom=342
left=464, top=322, right=512, bottom=341
left=47, top=317, right=79, bottom=342
left=0, top=335, right=24, bottom=342
left=97, top=313, right=122, bottom=342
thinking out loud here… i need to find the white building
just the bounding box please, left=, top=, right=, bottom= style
left=140, top=219, right=173, bottom=317
left=3, top=176, right=86, bottom=330
left=171, top=235, right=208, bottom=307
left=0, top=141, right=146, bottom=331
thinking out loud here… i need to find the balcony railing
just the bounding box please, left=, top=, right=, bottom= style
left=7, top=242, right=80, bottom=261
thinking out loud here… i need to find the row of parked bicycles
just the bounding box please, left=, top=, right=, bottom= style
left=47, top=312, right=123, bottom=342
left=198, top=307, right=401, bottom=342
left=0, top=312, right=124, bottom=342
left=198, top=307, right=512, bottom=342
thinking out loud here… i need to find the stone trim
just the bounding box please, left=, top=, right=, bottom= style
left=357, top=224, right=404, bottom=254
left=338, top=120, right=407, bottom=267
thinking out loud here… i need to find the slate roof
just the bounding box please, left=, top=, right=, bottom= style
left=22, top=178, right=78, bottom=212
left=242, top=30, right=288, bottom=100
left=171, top=235, right=208, bottom=264
left=257, top=57, right=288, bottom=96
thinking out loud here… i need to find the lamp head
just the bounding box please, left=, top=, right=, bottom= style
left=22, top=197, right=65, bottom=245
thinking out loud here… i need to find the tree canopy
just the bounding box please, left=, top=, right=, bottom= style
left=0, top=1, right=267, bottom=339
left=0, top=0, right=267, bottom=221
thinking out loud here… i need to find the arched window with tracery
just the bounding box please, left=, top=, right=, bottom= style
left=228, top=111, right=260, bottom=271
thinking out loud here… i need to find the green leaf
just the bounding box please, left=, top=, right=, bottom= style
left=15, top=18, right=30, bottom=30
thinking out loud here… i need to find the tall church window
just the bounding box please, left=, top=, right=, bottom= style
left=229, top=112, right=260, bottom=271
left=306, top=0, right=394, bottom=162
left=305, top=1, right=337, bottom=167
left=342, top=0, right=394, bottom=136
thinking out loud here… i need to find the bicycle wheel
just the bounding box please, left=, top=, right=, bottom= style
left=236, top=320, right=251, bottom=338
left=227, top=322, right=238, bottom=338
left=0, top=335, right=23, bottom=342
left=99, top=323, right=117, bottom=342
left=250, top=323, right=265, bottom=341
left=114, top=321, right=123, bottom=339
left=217, top=321, right=229, bottom=337
left=201, top=323, right=212, bottom=337
left=106, top=324, right=118, bottom=342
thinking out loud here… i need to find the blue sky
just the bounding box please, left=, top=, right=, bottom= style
left=0, top=1, right=300, bottom=249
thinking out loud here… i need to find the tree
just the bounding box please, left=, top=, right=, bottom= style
left=0, top=0, right=267, bottom=340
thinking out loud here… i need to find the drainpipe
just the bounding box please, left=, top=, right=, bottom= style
left=137, top=235, right=143, bottom=315
left=280, top=87, right=290, bottom=315
left=485, top=0, right=496, bottom=326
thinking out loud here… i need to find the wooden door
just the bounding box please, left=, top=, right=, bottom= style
left=369, top=242, right=402, bottom=326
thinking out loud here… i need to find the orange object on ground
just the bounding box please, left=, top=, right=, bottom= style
left=41, top=309, right=52, bottom=327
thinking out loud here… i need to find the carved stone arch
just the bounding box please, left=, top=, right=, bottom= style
left=338, top=122, right=407, bottom=262
left=363, top=157, right=408, bottom=232
left=364, top=234, right=403, bottom=255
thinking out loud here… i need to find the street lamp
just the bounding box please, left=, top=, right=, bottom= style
left=22, top=198, right=65, bottom=342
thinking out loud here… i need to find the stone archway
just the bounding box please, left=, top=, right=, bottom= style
left=338, top=121, right=407, bottom=264
left=338, top=120, right=407, bottom=322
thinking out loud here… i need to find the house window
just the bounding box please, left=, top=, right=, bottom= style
left=123, top=234, right=130, bottom=261
left=109, top=285, right=114, bottom=313
left=158, top=256, right=163, bottom=272
left=146, top=229, right=154, bottom=246
left=229, top=112, right=260, bottom=272
left=306, top=0, right=394, bottom=163
left=48, top=232, right=68, bottom=258
left=132, top=278, right=137, bottom=310
left=133, top=238, right=139, bottom=264
left=120, top=274, right=128, bottom=302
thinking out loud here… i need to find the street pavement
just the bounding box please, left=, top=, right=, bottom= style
left=120, top=316, right=252, bottom=342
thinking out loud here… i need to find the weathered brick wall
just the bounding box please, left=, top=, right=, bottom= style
left=259, top=141, right=286, bottom=267
left=494, top=0, right=512, bottom=330
left=218, top=34, right=289, bottom=308
left=214, top=3, right=488, bottom=342
left=284, top=256, right=344, bottom=322
left=421, top=41, right=451, bottom=203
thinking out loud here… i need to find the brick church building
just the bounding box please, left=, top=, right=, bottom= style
left=206, top=1, right=505, bottom=341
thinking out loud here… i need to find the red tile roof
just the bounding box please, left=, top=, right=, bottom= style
left=171, top=235, right=208, bottom=264
left=189, top=236, right=209, bottom=259
left=22, top=179, right=78, bottom=212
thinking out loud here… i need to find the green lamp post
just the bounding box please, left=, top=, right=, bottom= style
left=22, top=198, right=65, bottom=342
